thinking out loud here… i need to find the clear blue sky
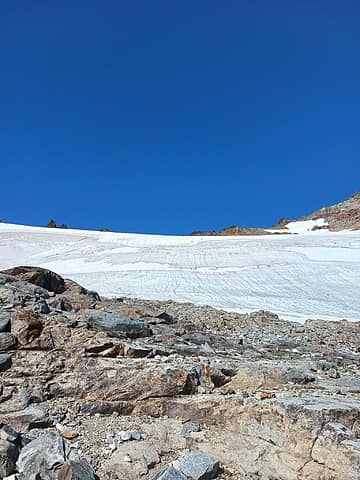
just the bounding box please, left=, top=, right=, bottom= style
left=1, top=1, right=359, bottom=234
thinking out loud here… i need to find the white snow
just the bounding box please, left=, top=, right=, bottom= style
left=0, top=222, right=359, bottom=323
left=285, top=218, right=329, bottom=234
left=266, top=218, right=329, bottom=234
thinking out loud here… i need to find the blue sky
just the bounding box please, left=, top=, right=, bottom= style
left=1, top=1, right=359, bottom=234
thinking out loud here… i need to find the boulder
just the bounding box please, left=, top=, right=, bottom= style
left=175, top=452, right=220, bottom=480
left=1, top=267, right=66, bottom=294
left=16, top=432, right=95, bottom=479
left=85, top=310, right=152, bottom=338
left=61, top=457, right=96, bottom=480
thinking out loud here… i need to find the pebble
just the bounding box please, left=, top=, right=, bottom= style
left=119, top=430, right=132, bottom=441
left=130, top=430, right=141, bottom=440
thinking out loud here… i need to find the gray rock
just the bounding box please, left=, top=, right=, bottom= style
left=0, top=425, right=21, bottom=478
left=0, top=312, right=11, bottom=332
left=0, top=425, right=19, bottom=444
left=123, top=341, right=153, bottom=357
left=0, top=333, right=17, bottom=351
left=17, top=432, right=95, bottom=480
left=0, top=439, right=19, bottom=478
left=152, top=466, right=187, bottom=480
left=67, top=456, right=96, bottom=480
left=130, top=430, right=141, bottom=440
left=34, top=299, right=50, bottom=314
left=287, top=367, right=315, bottom=384
left=182, top=422, right=201, bottom=438
left=17, top=432, right=66, bottom=479
left=315, top=360, right=337, bottom=371
left=176, top=452, right=220, bottom=480
left=0, top=354, right=12, bottom=372
left=85, top=310, right=152, bottom=338
left=2, top=405, right=50, bottom=430
left=119, top=430, right=132, bottom=441
left=0, top=274, right=49, bottom=304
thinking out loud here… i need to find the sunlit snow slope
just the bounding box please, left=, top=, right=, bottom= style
left=0, top=223, right=359, bottom=322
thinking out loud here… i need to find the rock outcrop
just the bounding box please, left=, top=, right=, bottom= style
left=191, top=190, right=360, bottom=234
left=0, top=266, right=359, bottom=479
left=302, top=190, right=360, bottom=231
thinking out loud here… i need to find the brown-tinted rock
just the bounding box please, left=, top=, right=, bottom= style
left=48, top=279, right=100, bottom=312
left=47, top=359, right=198, bottom=402
left=11, top=310, right=43, bottom=347
left=1, top=266, right=66, bottom=293
left=106, top=440, right=160, bottom=479
left=224, top=361, right=315, bottom=393
left=303, top=190, right=360, bottom=231
left=2, top=405, right=51, bottom=431
left=155, top=395, right=360, bottom=480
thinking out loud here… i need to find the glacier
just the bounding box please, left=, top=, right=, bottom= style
left=0, top=222, right=359, bottom=322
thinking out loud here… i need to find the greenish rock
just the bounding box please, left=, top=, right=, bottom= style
left=177, top=452, right=220, bottom=480
left=85, top=310, right=152, bottom=338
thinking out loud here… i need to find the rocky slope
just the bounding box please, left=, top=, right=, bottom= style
left=191, top=190, right=360, bottom=235
left=302, top=190, right=360, bottom=231
left=0, top=266, right=359, bottom=479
